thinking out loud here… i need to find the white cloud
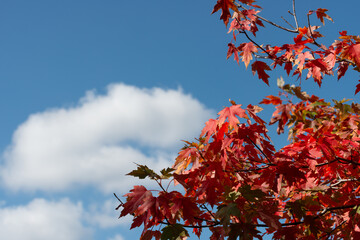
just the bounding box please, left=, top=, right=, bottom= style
left=108, top=234, right=124, bottom=240
left=0, top=83, right=214, bottom=193
left=86, top=198, right=131, bottom=228
left=0, top=198, right=92, bottom=240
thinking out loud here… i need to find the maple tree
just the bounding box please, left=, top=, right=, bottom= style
left=115, top=0, right=360, bottom=239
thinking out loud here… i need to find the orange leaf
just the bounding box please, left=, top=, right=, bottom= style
left=260, top=95, right=282, bottom=105
left=239, top=42, right=258, bottom=68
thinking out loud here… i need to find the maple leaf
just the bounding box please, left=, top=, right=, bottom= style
left=247, top=104, right=266, bottom=125
left=341, top=43, right=360, bottom=68
left=315, top=8, right=333, bottom=25
left=171, top=196, right=200, bottom=222
left=228, top=15, right=241, bottom=33
left=323, top=48, right=336, bottom=70
left=201, top=118, right=218, bottom=141
left=120, top=185, right=154, bottom=217
left=120, top=1, right=360, bottom=239
left=294, top=51, right=314, bottom=73
left=260, top=95, right=282, bottom=105
left=251, top=61, right=271, bottom=85
left=212, top=0, right=238, bottom=26
left=239, top=42, right=257, bottom=68
left=160, top=167, right=175, bottom=179
left=141, top=230, right=161, bottom=240
left=218, top=104, right=248, bottom=126
left=161, top=224, right=189, bottom=240
left=337, top=62, right=349, bottom=80
left=227, top=43, right=239, bottom=64
left=305, top=59, right=328, bottom=86
left=284, top=62, right=293, bottom=76
left=127, top=164, right=160, bottom=180
left=355, top=80, right=360, bottom=95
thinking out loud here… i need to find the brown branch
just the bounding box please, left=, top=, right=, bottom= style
left=292, top=0, right=299, bottom=31
left=281, top=16, right=296, bottom=30
left=158, top=221, right=219, bottom=229
left=114, top=193, right=125, bottom=211
left=199, top=204, right=218, bottom=222
left=307, top=13, right=322, bottom=48
left=242, top=30, right=274, bottom=59
left=155, top=203, right=359, bottom=231
left=236, top=3, right=298, bottom=33
left=234, top=165, right=271, bottom=172
left=336, top=157, right=360, bottom=166
left=330, top=178, right=359, bottom=188
left=321, top=220, right=347, bottom=240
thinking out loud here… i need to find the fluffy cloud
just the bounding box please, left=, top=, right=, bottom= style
left=0, top=83, right=213, bottom=192
left=107, top=234, right=125, bottom=240
left=0, top=198, right=91, bottom=240
left=86, top=198, right=131, bottom=228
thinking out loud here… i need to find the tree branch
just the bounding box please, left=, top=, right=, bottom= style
left=307, top=13, right=322, bottom=48
left=246, top=135, right=274, bottom=164
left=236, top=3, right=298, bottom=33
left=292, top=0, right=299, bottom=30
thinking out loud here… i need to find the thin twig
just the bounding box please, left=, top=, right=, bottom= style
left=257, top=14, right=298, bottom=33
left=236, top=3, right=298, bottom=33
left=322, top=220, right=347, bottom=240
left=292, top=0, right=299, bottom=30
left=307, top=13, right=322, bottom=48
left=330, top=178, right=359, bottom=188
left=241, top=29, right=273, bottom=59
left=114, top=193, right=124, bottom=210
left=281, top=16, right=296, bottom=29
left=246, top=135, right=274, bottom=164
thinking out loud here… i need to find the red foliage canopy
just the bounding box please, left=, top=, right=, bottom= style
left=117, top=1, right=360, bottom=239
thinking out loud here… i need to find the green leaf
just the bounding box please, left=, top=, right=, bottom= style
left=226, top=190, right=241, bottom=201
left=228, top=223, right=262, bottom=240
left=160, top=167, right=175, bottom=179
left=310, top=101, right=330, bottom=107
left=127, top=164, right=160, bottom=180
left=161, top=224, right=189, bottom=240
left=216, top=203, right=241, bottom=226
left=350, top=205, right=360, bottom=217
left=239, top=185, right=265, bottom=202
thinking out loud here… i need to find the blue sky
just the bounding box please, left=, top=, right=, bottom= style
left=0, top=0, right=359, bottom=239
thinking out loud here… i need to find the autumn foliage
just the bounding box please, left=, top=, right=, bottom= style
left=116, top=0, right=360, bottom=239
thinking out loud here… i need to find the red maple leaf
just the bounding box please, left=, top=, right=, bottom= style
left=251, top=61, right=271, bottom=85
left=218, top=104, right=247, bottom=126
left=120, top=185, right=154, bottom=217
left=227, top=43, right=239, bottom=64
left=315, top=8, right=333, bottom=25
left=260, top=95, right=282, bottom=105
left=337, top=62, right=349, bottom=80
left=284, top=62, right=293, bottom=76
left=212, top=0, right=238, bottom=26
left=341, top=43, right=360, bottom=68
left=355, top=80, right=360, bottom=95
left=201, top=118, right=218, bottom=140
left=295, top=51, right=314, bottom=73
left=239, top=42, right=258, bottom=68
left=323, top=48, right=336, bottom=70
